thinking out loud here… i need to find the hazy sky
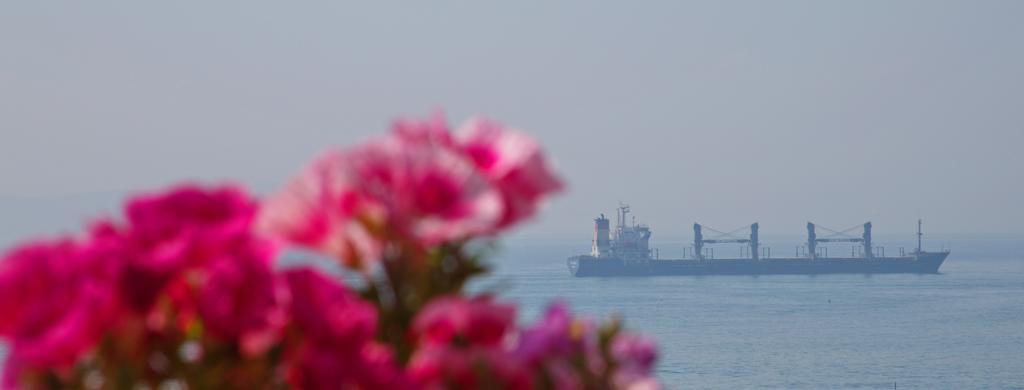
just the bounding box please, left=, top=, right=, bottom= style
left=1, top=1, right=1022, bottom=244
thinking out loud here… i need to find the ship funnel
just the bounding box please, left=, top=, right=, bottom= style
left=592, top=215, right=611, bottom=257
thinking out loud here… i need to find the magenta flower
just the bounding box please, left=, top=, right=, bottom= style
left=196, top=238, right=288, bottom=356
left=350, top=132, right=504, bottom=245
left=125, top=183, right=258, bottom=259
left=282, top=268, right=409, bottom=388
left=260, top=126, right=504, bottom=261
left=283, top=268, right=377, bottom=347
left=0, top=113, right=656, bottom=389
left=514, top=302, right=576, bottom=365
left=2, top=359, right=21, bottom=390
left=392, top=114, right=565, bottom=232
left=413, top=295, right=517, bottom=347
left=409, top=296, right=539, bottom=388
left=611, top=333, right=660, bottom=390
left=261, top=114, right=564, bottom=265
left=515, top=303, right=661, bottom=390
left=392, top=111, right=455, bottom=147
left=119, top=183, right=260, bottom=314
left=286, top=342, right=411, bottom=390
left=258, top=150, right=384, bottom=267
left=0, top=233, right=120, bottom=376
left=455, top=117, right=564, bottom=229
left=407, top=346, right=531, bottom=390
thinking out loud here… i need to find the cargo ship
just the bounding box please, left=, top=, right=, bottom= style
left=567, top=204, right=949, bottom=277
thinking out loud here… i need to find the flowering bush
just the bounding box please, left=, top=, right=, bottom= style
left=0, top=114, right=657, bottom=389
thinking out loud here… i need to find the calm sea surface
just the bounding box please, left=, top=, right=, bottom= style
left=480, top=236, right=1024, bottom=389
left=2, top=236, right=1022, bottom=389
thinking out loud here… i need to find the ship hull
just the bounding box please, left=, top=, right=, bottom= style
left=567, top=252, right=949, bottom=277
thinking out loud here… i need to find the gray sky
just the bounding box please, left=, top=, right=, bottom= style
left=1, top=1, right=1022, bottom=244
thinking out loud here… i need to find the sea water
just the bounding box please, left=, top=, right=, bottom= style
left=2, top=236, right=1022, bottom=389
left=482, top=236, right=1024, bottom=389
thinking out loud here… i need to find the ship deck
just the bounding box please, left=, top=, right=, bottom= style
left=568, top=252, right=949, bottom=277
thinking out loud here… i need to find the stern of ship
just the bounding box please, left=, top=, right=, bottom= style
left=567, top=255, right=583, bottom=276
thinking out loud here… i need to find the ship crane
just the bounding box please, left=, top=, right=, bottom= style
left=693, top=223, right=759, bottom=260
left=807, top=222, right=872, bottom=259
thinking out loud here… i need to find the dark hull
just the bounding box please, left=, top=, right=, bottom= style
left=567, top=252, right=949, bottom=277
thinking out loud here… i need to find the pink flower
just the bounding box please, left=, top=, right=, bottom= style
left=513, top=303, right=661, bottom=389
left=2, top=358, right=21, bottom=390
left=512, top=303, right=605, bottom=389
left=455, top=117, right=564, bottom=229
left=392, top=111, right=454, bottom=146
left=611, top=333, right=659, bottom=389
left=282, top=268, right=410, bottom=388
left=0, top=240, right=75, bottom=338
left=410, top=295, right=527, bottom=389
left=393, top=113, right=564, bottom=232
left=283, top=268, right=377, bottom=347
left=413, top=295, right=516, bottom=347
left=196, top=238, right=288, bottom=356
left=125, top=183, right=257, bottom=259
left=353, top=134, right=503, bottom=244
left=612, top=333, right=657, bottom=375
left=258, top=150, right=384, bottom=267
left=0, top=233, right=120, bottom=374
left=407, top=346, right=531, bottom=390
left=119, top=183, right=260, bottom=313
left=261, top=126, right=504, bottom=260
left=286, top=342, right=410, bottom=390
left=514, top=302, right=575, bottom=365
left=261, top=113, right=565, bottom=263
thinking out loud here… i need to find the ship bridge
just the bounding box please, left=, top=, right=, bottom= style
left=592, top=204, right=652, bottom=259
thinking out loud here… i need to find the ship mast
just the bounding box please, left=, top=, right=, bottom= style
left=617, top=203, right=630, bottom=233
left=917, top=219, right=923, bottom=254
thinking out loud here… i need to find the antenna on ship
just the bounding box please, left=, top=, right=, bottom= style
left=617, top=202, right=630, bottom=231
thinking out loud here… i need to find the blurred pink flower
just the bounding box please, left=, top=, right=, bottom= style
left=394, top=114, right=564, bottom=232
left=611, top=333, right=659, bottom=390
left=0, top=233, right=120, bottom=374
left=258, top=150, right=384, bottom=267
left=455, top=117, right=564, bottom=229
left=261, top=127, right=503, bottom=259
left=282, top=268, right=409, bottom=388
left=283, top=268, right=377, bottom=347
left=0, top=113, right=657, bottom=389
left=392, top=111, right=454, bottom=147
left=513, top=303, right=660, bottom=390
left=514, top=302, right=576, bottom=366
left=287, top=342, right=410, bottom=390
left=407, top=346, right=531, bottom=390
left=261, top=114, right=564, bottom=264
left=413, top=295, right=516, bottom=347
left=119, top=183, right=259, bottom=314
left=125, top=183, right=257, bottom=259
left=1, top=359, right=20, bottom=390
left=196, top=238, right=288, bottom=356
left=354, top=130, right=503, bottom=245
left=612, top=333, right=657, bottom=374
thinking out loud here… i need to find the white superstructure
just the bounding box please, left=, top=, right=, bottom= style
left=592, top=204, right=652, bottom=259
